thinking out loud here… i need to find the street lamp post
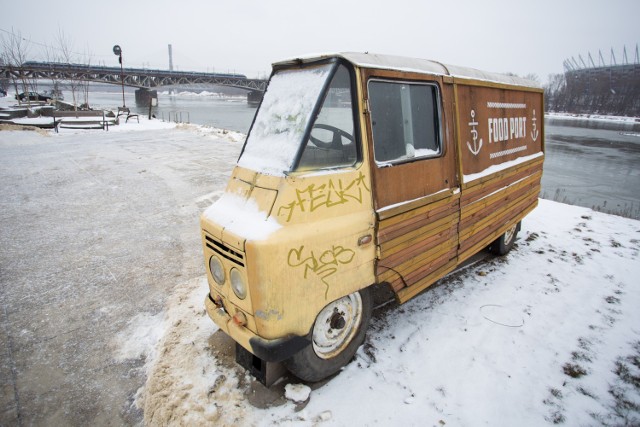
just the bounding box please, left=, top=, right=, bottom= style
left=113, top=45, right=126, bottom=108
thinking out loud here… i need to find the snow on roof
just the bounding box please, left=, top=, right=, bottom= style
left=273, top=52, right=542, bottom=89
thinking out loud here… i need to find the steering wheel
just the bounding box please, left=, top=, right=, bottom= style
left=309, top=124, right=354, bottom=150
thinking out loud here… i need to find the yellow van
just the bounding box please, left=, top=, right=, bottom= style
left=201, top=52, right=544, bottom=382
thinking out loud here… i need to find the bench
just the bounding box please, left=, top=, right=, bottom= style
left=117, top=107, right=139, bottom=123
left=52, top=110, right=116, bottom=132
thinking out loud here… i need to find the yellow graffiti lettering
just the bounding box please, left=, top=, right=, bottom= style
left=278, top=171, right=370, bottom=222
left=287, top=245, right=356, bottom=298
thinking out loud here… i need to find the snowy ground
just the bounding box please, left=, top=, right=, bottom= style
left=1, top=113, right=639, bottom=426
left=545, top=112, right=640, bottom=126
left=122, top=200, right=640, bottom=427
left=0, top=120, right=243, bottom=425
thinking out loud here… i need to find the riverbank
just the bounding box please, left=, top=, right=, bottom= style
left=546, top=112, right=640, bottom=123
left=545, top=112, right=640, bottom=132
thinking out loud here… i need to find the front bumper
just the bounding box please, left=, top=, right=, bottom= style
left=205, top=293, right=310, bottom=362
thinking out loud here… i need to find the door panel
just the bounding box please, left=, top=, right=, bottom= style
left=362, top=69, right=459, bottom=302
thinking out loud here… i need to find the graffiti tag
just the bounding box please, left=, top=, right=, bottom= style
left=287, top=245, right=355, bottom=298
left=277, top=171, right=370, bottom=222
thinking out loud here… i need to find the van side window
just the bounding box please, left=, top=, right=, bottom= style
left=368, top=80, right=441, bottom=165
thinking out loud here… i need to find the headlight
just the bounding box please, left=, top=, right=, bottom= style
left=209, top=256, right=225, bottom=285
left=230, top=268, right=247, bottom=300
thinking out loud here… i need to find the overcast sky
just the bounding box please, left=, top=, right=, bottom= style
left=1, top=0, right=638, bottom=81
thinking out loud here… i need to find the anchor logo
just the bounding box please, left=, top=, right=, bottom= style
left=531, top=109, right=539, bottom=142
left=466, top=109, right=483, bottom=156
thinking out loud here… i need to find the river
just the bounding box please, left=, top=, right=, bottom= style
left=54, top=85, right=640, bottom=219
left=543, top=118, right=640, bottom=219
left=60, top=85, right=259, bottom=133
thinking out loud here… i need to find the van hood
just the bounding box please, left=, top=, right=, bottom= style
left=201, top=167, right=280, bottom=250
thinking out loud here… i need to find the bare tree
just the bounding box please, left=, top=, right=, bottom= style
left=0, top=50, right=16, bottom=95
left=543, top=74, right=566, bottom=112
left=81, top=47, right=93, bottom=109
left=542, top=69, right=639, bottom=116
left=56, top=28, right=79, bottom=111
left=1, top=27, right=33, bottom=107
left=43, top=41, right=63, bottom=104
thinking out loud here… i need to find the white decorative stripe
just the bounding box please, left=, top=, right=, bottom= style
left=489, top=145, right=528, bottom=159
left=487, top=102, right=527, bottom=109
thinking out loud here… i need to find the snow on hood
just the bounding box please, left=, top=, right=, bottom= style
left=202, top=191, right=281, bottom=241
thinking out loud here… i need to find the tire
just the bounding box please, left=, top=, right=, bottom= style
left=490, top=221, right=520, bottom=255
left=284, top=288, right=372, bottom=382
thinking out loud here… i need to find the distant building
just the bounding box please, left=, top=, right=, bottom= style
left=558, top=46, right=640, bottom=116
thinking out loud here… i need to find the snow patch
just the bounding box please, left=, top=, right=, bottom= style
left=546, top=112, right=640, bottom=124
left=284, top=384, right=311, bottom=403
left=112, top=312, right=165, bottom=363
left=463, top=151, right=543, bottom=182
left=176, top=123, right=246, bottom=144
left=202, top=191, right=281, bottom=241
left=138, top=277, right=233, bottom=424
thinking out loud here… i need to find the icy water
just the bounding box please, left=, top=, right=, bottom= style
left=53, top=86, right=640, bottom=219
left=543, top=118, right=640, bottom=219
left=53, top=84, right=258, bottom=133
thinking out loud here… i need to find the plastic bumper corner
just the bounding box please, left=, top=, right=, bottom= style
left=204, top=293, right=310, bottom=362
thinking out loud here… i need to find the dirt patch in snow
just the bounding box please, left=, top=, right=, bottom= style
left=135, top=277, right=247, bottom=425
left=0, top=123, right=50, bottom=135
left=132, top=277, right=339, bottom=426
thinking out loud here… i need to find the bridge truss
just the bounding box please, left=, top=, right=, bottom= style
left=0, top=62, right=267, bottom=92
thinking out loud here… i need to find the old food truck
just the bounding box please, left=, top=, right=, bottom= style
left=201, top=52, right=544, bottom=382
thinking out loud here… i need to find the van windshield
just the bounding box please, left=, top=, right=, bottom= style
left=238, top=62, right=357, bottom=175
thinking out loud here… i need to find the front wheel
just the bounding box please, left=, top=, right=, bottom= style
left=490, top=222, right=521, bottom=255
left=283, top=288, right=372, bottom=382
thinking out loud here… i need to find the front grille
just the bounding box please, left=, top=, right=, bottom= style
left=205, top=234, right=245, bottom=267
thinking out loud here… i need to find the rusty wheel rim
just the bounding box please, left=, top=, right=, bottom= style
left=312, top=293, right=363, bottom=360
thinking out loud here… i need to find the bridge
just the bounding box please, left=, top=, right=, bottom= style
left=0, top=61, right=268, bottom=104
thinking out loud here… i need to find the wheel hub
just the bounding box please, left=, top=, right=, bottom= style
left=329, top=310, right=346, bottom=330
left=312, top=293, right=363, bottom=359
left=504, top=224, right=517, bottom=245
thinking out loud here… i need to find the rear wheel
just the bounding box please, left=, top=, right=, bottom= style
left=490, top=222, right=520, bottom=255
left=284, top=288, right=372, bottom=382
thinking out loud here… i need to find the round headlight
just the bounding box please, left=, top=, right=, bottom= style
left=209, top=256, right=225, bottom=285
left=230, top=268, right=247, bottom=300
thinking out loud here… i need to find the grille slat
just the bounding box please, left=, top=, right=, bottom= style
left=205, top=235, right=244, bottom=267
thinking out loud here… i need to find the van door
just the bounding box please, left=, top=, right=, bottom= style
left=362, top=70, right=460, bottom=303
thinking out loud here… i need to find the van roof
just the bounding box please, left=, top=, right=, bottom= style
left=273, top=52, right=541, bottom=89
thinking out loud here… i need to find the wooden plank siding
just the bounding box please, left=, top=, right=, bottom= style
left=458, top=156, right=543, bottom=263
left=376, top=192, right=460, bottom=299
